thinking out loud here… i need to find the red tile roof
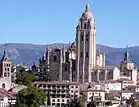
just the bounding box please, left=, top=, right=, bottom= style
left=0, top=88, right=16, bottom=99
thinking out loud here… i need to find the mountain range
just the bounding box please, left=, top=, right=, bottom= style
left=0, top=43, right=139, bottom=68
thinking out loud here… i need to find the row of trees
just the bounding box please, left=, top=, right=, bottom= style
left=15, top=71, right=47, bottom=107
left=16, top=71, right=39, bottom=86
left=14, top=71, right=100, bottom=107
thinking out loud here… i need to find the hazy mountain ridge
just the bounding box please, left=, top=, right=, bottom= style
left=0, top=43, right=139, bottom=68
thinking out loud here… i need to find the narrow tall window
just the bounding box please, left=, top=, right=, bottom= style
left=86, top=52, right=89, bottom=57
left=53, top=55, right=57, bottom=62
left=84, top=23, right=87, bottom=29
left=80, top=52, right=83, bottom=58
left=81, top=35, right=84, bottom=42
left=86, top=33, right=89, bottom=41
left=2, top=83, right=5, bottom=88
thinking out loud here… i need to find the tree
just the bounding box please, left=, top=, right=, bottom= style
left=15, top=86, right=46, bottom=107
left=78, top=92, right=86, bottom=107
left=66, top=94, right=80, bottom=107
left=47, top=90, right=51, bottom=106
left=105, top=101, right=112, bottom=106
left=67, top=99, right=80, bottom=107
left=16, top=71, right=39, bottom=86
left=132, top=100, right=138, bottom=107
left=87, top=96, right=97, bottom=107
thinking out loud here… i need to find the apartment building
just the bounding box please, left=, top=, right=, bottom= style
left=33, top=81, right=80, bottom=106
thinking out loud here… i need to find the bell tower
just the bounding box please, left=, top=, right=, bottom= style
left=76, top=3, right=96, bottom=83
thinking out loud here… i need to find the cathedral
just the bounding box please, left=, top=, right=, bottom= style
left=38, top=3, right=137, bottom=84
left=38, top=3, right=105, bottom=83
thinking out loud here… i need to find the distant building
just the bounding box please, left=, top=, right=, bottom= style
left=0, top=88, right=16, bottom=106
left=0, top=44, right=13, bottom=90
left=38, top=3, right=137, bottom=87
left=33, top=81, right=80, bottom=106
left=85, top=88, right=105, bottom=106
left=38, top=3, right=105, bottom=83
left=119, top=47, right=137, bottom=85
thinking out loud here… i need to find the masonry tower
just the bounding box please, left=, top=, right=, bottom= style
left=76, top=3, right=96, bottom=83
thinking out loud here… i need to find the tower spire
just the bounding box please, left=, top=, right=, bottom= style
left=126, top=45, right=128, bottom=52
left=86, top=3, right=90, bottom=12
left=1, top=42, right=8, bottom=61
left=124, top=45, right=130, bottom=61
left=5, top=42, right=8, bottom=58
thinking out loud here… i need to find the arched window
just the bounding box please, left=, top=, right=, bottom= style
left=4, top=72, right=7, bottom=77
left=53, top=55, right=57, bottom=62
left=2, top=83, right=5, bottom=88
left=84, top=23, right=87, bottom=29
left=8, top=73, right=10, bottom=77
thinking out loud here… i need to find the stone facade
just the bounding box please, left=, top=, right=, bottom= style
left=76, top=3, right=96, bottom=83
left=38, top=46, right=76, bottom=81
left=0, top=45, right=12, bottom=90
left=38, top=3, right=137, bottom=85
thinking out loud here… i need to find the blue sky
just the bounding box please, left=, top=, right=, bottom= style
left=0, top=0, right=139, bottom=48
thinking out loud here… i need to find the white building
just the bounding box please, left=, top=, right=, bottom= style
left=0, top=88, right=16, bottom=106
left=76, top=3, right=96, bottom=83
left=86, top=88, right=105, bottom=106
left=33, top=81, right=80, bottom=107
left=101, top=80, right=122, bottom=93
left=91, top=66, right=120, bottom=82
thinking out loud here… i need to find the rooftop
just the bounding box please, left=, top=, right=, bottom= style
left=92, top=66, right=117, bottom=70
left=33, top=81, right=79, bottom=85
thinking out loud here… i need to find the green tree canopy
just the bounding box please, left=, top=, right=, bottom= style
left=15, top=86, right=46, bottom=107
left=132, top=100, right=138, bottom=107
left=78, top=92, right=86, bottom=107
left=87, top=96, right=97, bottom=107
left=16, top=71, right=39, bottom=86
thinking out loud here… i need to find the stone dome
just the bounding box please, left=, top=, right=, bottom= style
left=82, top=3, right=93, bottom=19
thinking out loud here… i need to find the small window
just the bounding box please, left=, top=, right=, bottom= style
left=80, top=52, right=83, bottom=58
left=84, top=23, right=87, bottom=29
left=4, top=72, right=7, bottom=77
left=53, top=99, right=55, bottom=102
left=86, top=35, right=89, bottom=41
left=86, top=52, right=89, bottom=57
left=57, top=99, right=60, bottom=102
left=65, top=67, right=67, bottom=71
left=53, top=55, right=57, bottom=62
left=62, top=99, right=64, bottom=102
left=81, top=35, right=84, bottom=42
left=2, top=83, right=5, bottom=88
left=7, top=73, right=10, bottom=77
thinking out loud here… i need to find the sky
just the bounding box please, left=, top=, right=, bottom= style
left=0, top=0, right=139, bottom=48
